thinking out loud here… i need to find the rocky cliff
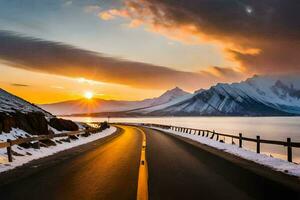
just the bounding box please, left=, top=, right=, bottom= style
left=0, top=88, right=79, bottom=135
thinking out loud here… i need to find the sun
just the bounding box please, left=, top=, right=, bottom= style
left=84, top=91, right=94, bottom=99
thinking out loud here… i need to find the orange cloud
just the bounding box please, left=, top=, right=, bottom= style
left=99, top=0, right=300, bottom=76
left=0, top=31, right=245, bottom=91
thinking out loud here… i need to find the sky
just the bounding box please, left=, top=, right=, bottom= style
left=0, top=0, right=299, bottom=103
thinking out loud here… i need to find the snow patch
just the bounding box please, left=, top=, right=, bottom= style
left=149, top=126, right=300, bottom=177
left=0, top=88, right=52, bottom=117
left=0, top=126, right=116, bottom=173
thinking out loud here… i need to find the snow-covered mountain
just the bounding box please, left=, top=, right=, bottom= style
left=131, top=75, right=300, bottom=116
left=0, top=88, right=78, bottom=135
left=0, top=88, right=52, bottom=117
left=41, top=76, right=300, bottom=117
left=40, top=87, right=190, bottom=115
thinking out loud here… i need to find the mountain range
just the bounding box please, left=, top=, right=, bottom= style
left=40, top=75, right=300, bottom=116
left=40, top=87, right=190, bottom=116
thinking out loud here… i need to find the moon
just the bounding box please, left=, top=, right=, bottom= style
left=246, top=6, right=253, bottom=14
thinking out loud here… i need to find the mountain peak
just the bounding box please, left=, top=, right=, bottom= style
left=146, top=87, right=190, bottom=107
left=164, top=87, right=189, bottom=95
left=0, top=88, right=53, bottom=117
left=158, top=87, right=190, bottom=100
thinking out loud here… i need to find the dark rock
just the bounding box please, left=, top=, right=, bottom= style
left=18, top=142, right=32, bottom=149
left=0, top=112, right=49, bottom=135
left=48, top=130, right=55, bottom=135
left=40, top=139, right=56, bottom=146
left=81, top=132, right=91, bottom=137
left=49, top=118, right=78, bottom=131
left=99, top=121, right=110, bottom=130
left=55, top=140, right=62, bottom=144
left=32, top=142, right=41, bottom=149
left=60, top=138, right=71, bottom=143
left=12, top=150, right=24, bottom=156
left=69, top=135, right=79, bottom=140
left=15, top=112, right=48, bottom=135
left=0, top=113, right=16, bottom=133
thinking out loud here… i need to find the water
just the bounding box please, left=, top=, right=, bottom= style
left=65, top=116, right=300, bottom=163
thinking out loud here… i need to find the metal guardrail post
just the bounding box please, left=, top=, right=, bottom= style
left=210, top=131, right=215, bottom=139
left=239, top=133, right=242, bottom=148
left=287, top=138, right=292, bottom=162
left=7, top=139, right=13, bottom=162
left=36, top=141, right=40, bottom=149
left=256, top=136, right=260, bottom=154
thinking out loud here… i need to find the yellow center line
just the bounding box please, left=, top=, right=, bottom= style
left=136, top=127, right=148, bottom=200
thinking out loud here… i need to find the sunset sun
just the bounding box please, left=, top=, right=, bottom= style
left=84, top=91, right=94, bottom=99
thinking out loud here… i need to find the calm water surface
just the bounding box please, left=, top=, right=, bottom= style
left=65, top=116, right=300, bottom=163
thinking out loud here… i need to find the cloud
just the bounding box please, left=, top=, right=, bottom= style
left=11, top=83, right=30, bottom=87
left=100, top=0, right=300, bottom=75
left=51, top=85, right=64, bottom=89
left=0, top=31, right=245, bottom=91
left=84, top=5, right=101, bottom=13
left=203, top=66, right=245, bottom=80
left=63, top=1, right=73, bottom=7
left=99, top=9, right=128, bottom=20
left=99, top=11, right=115, bottom=20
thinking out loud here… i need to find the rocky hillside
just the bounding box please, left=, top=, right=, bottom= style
left=0, top=88, right=79, bottom=135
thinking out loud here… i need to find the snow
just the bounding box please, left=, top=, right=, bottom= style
left=135, top=92, right=194, bottom=114
left=136, top=75, right=300, bottom=116
left=234, top=76, right=300, bottom=113
left=0, top=88, right=52, bottom=117
left=147, top=126, right=300, bottom=178
left=0, top=126, right=116, bottom=173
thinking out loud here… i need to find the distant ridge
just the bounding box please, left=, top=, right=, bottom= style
left=40, top=87, right=190, bottom=115
left=41, top=75, right=300, bottom=117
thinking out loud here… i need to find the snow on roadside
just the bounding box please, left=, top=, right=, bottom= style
left=148, top=126, right=300, bottom=178
left=0, top=126, right=116, bottom=173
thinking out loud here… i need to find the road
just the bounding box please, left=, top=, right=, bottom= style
left=0, top=126, right=143, bottom=200
left=0, top=125, right=299, bottom=200
left=143, top=127, right=300, bottom=200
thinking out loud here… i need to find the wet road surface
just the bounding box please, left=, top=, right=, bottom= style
left=0, top=125, right=299, bottom=200
left=143, top=127, right=300, bottom=200
left=0, top=126, right=142, bottom=200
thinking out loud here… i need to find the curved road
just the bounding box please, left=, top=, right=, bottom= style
left=0, top=126, right=142, bottom=200
left=143, top=127, right=300, bottom=200
left=0, top=125, right=299, bottom=200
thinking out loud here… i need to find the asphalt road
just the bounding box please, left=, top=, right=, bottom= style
left=0, top=125, right=299, bottom=200
left=0, top=126, right=142, bottom=200
left=143, top=127, right=300, bottom=200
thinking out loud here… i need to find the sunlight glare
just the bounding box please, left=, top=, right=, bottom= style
left=84, top=91, right=94, bottom=99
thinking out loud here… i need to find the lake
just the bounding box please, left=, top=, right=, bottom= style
left=64, top=116, right=300, bottom=163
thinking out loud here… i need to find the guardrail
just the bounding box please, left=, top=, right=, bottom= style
left=142, top=123, right=300, bottom=163
left=0, top=126, right=107, bottom=163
